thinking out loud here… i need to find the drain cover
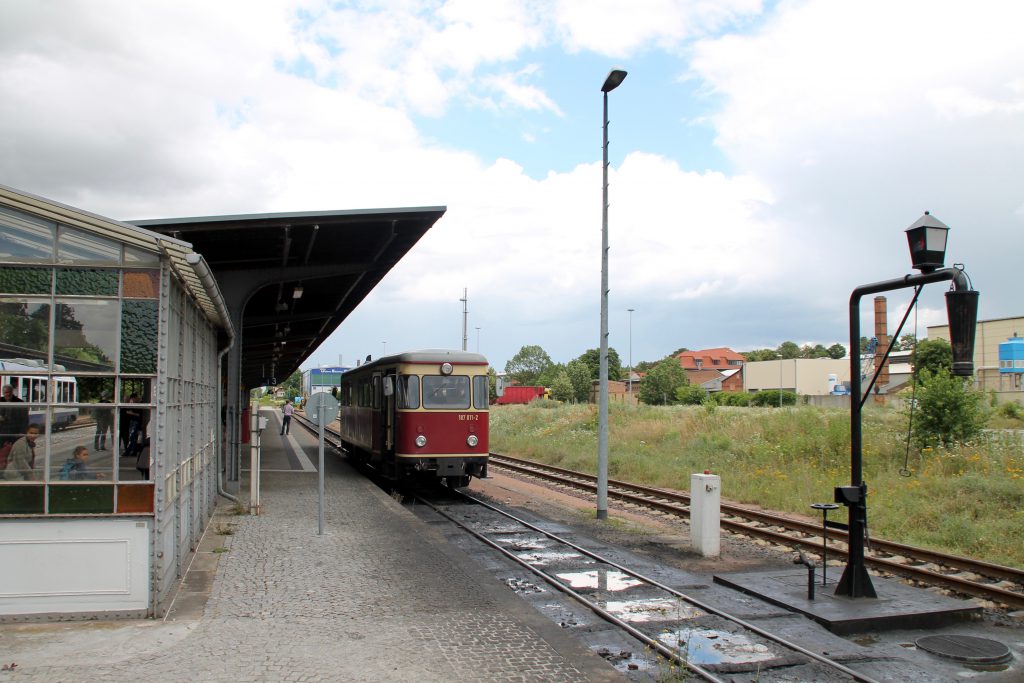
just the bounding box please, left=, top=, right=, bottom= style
left=915, top=635, right=1012, bottom=664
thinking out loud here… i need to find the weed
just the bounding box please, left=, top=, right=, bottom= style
left=490, top=402, right=1024, bottom=567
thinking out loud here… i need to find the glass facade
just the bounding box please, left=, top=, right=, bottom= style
left=0, top=206, right=160, bottom=515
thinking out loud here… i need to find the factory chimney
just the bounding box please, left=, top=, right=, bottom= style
left=873, top=296, right=890, bottom=396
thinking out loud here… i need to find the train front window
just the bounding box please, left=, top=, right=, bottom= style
left=422, top=375, right=470, bottom=409
left=473, top=375, right=489, bottom=410
left=397, top=375, right=420, bottom=409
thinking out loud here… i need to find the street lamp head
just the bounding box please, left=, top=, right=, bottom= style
left=904, top=211, right=950, bottom=273
left=602, top=69, right=628, bottom=93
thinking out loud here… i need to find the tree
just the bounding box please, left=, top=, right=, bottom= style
left=566, top=359, right=591, bottom=403
left=895, top=333, right=917, bottom=351
left=743, top=348, right=778, bottom=361
left=826, top=343, right=847, bottom=359
left=912, top=338, right=952, bottom=380
left=776, top=341, right=801, bottom=359
left=639, top=358, right=688, bottom=405
left=549, top=370, right=574, bottom=402
left=800, top=343, right=830, bottom=358
left=633, top=359, right=658, bottom=374
left=504, top=345, right=553, bottom=386
left=278, top=371, right=303, bottom=401
left=575, top=348, right=623, bottom=382
left=537, top=362, right=565, bottom=388
left=912, top=368, right=986, bottom=448
left=487, top=367, right=498, bottom=403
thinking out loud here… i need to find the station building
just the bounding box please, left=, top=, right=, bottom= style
left=0, top=185, right=232, bottom=618
left=0, top=184, right=444, bottom=620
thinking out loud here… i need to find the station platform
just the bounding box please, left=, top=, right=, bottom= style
left=0, top=408, right=622, bottom=682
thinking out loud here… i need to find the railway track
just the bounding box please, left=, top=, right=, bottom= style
left=289, top=412, right=1024, bottom=609
left=488, top=452, right=1024, bottom=610
left=419, top=490, right=882, bottom=682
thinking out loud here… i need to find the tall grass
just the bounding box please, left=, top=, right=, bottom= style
left=490, top=402, right=1024, bottom=568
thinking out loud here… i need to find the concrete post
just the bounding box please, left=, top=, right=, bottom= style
left=690, top=472, right=721, bottom=557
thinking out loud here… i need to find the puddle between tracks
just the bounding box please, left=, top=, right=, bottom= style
left=657, top=628, right=775, bottom=665
left=601, top=598, right=703, bottom=623
left=555, top=569, right=644, bottom=592
left=517, top=550, right=584, bottom=566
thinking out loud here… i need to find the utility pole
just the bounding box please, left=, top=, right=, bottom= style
left=460, top=288, right=468, bottom=351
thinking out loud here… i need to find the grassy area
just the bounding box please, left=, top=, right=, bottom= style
left=490, top=401, right=1024, bottom=568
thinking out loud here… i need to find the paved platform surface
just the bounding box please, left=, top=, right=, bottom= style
left=0, top=410, right=622, bottom=682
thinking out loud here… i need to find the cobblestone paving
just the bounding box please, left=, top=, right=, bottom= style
left=4, top=456, right=616, bottom=682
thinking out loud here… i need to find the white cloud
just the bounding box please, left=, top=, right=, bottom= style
left=2, top=0, right=1021, bottom=368
left=553, top=0, right=763, bottom=56
left=689, top=0, right=1024, bottom=326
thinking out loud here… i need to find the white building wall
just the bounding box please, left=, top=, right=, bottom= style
left=744, top=359, right=851, bottom=395
left=0, top=519, right=150, bottom=616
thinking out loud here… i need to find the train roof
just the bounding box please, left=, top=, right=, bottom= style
left=347, top=349, right=488, bottom=373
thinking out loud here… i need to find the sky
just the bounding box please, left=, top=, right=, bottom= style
left=2, top=0, right=1022, bottom=373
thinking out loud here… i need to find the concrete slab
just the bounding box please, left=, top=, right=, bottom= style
left=713, top=567, right=982, bottom=635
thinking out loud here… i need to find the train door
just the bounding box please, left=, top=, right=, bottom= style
left=382, top=370, right=396, bottom=455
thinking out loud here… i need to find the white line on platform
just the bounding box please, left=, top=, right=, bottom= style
left=266, top=409, right=317, bottom=472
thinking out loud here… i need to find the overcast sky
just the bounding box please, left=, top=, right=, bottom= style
left=2, top=0, right=1021, bottom=372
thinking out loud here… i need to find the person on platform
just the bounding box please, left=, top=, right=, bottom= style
left=280, top=401, right=294, bottom=435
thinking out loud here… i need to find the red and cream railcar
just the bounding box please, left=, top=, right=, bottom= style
left=337, top=349, right=489, bottom=487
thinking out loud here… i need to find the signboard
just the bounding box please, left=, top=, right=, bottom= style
left=305, top=391, right=339, bottom=424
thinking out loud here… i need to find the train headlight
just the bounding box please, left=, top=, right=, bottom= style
left=415, top=435, right=427, bottom=448
left=466, top=434, right=479, bottom=447
left=440, top=362, right=453, bottom=376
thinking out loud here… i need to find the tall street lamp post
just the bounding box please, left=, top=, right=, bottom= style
left=837, top=212, right=978, bottom=598
left=598, top=68, right=627, bottom=521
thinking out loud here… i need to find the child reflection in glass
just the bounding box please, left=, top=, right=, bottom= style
left=59, top=446, right=106, bottom=481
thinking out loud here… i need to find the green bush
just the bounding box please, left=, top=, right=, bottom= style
left=911, top=369, right=987, bottom=448
left=997, top=401, right=1022, bottom=420
left=749, top=390, right=797, bottom=407
left=675, top=384, right=707, bottom=405
left=714, top=392, right=752, bottom=407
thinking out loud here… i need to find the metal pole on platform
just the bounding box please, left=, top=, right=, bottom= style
left=318, top=403, right=326, bottom=536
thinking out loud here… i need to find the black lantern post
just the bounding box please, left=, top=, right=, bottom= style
left=836, top=212, right=978, bottom=599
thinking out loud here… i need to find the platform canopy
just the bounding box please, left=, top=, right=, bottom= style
left=132, top=207, right=445, bottom=388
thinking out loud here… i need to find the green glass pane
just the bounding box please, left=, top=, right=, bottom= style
left=56, top=268, right=118, bottom=296
left=0, top=299, right=50, bottom=361
left=0, top=485, right=45, bottom=514
left=120, top=300, right=158, bottom=373
left=54, top=301, right=117, bottom=371
left=48, top=484, right=114, bottom=514
left=0, top=267, right=51, bottom=294
left=74, top=376, right=116, bottom=403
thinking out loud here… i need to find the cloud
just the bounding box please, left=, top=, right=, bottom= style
left=2, top=0, right=1020, bottom=370
left=553, top=0, right=763, bottom=56
left=689, top=0, right=1024, bottom=329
